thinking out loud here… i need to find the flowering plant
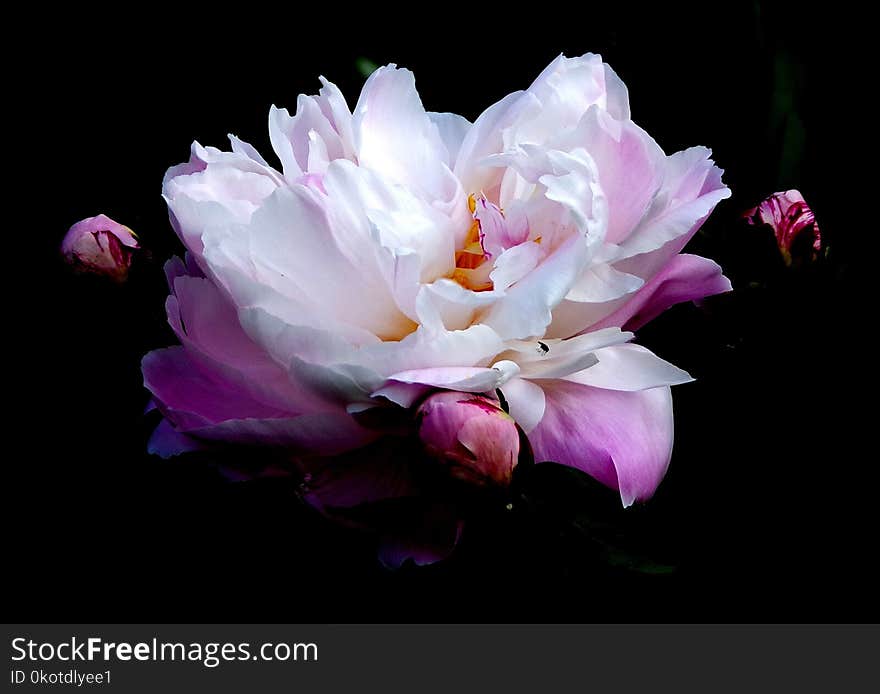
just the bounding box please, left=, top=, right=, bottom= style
left=142, top=54, right=730, bottom=564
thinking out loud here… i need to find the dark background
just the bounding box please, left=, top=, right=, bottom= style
left=8, top=4, right=870, bottom=621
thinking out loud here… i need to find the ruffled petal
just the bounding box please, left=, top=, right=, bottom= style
left=239, top=184, right=417, bottom=341
left=555, top=106, right=665, bottom=245
left=163, top=141, right=281, bottom=259
left=615, top=147, right=731, bottom=278
left=268, top=91, right=349, bottom=179
left=353, top=65, right=457, bottom=206
left=511, top=53, right=618, bottom=145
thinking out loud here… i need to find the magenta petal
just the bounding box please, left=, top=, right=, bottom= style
left=185, top=415, right=377, bottom=454
left=142, top=347, right=376, bottom=454
left=377, top=502, right=463, bottom=569
left=298, top=440, right=421, bottom=514
left=147, top=418, right=206, bottom=459
left=592, top=254, right=731, bottom=332
left=296, top=440, right=463, bottom=568
left=528, top=380, right=674, bottom=506
left=166, top=273, right=328, bottom=414
left=142, top=347, right=287, bottom=429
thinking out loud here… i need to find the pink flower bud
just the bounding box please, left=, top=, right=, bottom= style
left=417, top=392, right=520, bottom=486
left=61, top=214, right=140, bottom=281
left=744, top=190, right=822, bottom=266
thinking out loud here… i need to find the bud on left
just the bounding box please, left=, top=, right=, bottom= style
left=61, top=214, right=140, bottom=281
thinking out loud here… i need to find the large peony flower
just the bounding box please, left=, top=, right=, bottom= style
left=144, top=54, right=731, bottom=563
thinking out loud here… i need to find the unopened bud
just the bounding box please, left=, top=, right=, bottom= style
left=62, top=214, right=140, bottom=281
left=418, top=392, right=520, bottom=486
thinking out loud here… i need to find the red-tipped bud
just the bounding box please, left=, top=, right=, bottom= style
left=744, top=190, right=822, bottom=266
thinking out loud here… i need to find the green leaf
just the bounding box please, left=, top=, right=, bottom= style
left=355, top=57, right=380, bottom=79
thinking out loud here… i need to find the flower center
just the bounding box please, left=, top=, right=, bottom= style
left=451, top=194, right=539, bottom=293
left=451, top=195, right=493, bottom=291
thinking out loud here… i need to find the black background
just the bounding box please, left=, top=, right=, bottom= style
left=8, top=4, right=870, bottom=621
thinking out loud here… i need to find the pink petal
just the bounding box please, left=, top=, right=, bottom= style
left=166, top=271, right=335, bottom=414
left=591, top=254, right=732, bottom=332
left=559, top=106, right=665, bottom=245
left=528, top=380, right=674, bottom=506
left=143, top=347, right=286, bottom=430
left=616, top=147, right=731, bottom=277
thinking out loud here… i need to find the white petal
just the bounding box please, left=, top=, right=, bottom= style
left=489, top=241, right=544, bottom=291
left=481, top=232, right=589, bottom=340
left=510, top=53, right=608, bottom=144
left=317, top=76, right=356, bottom=159
left=353, top=65, right=455, bottom=204
left=455, top=90, right=537, bottom=195
left=499, top=377, right=546, bottom=433
left=245, top=185, right=414, bottom=340
left=538, top=148, right=607, bottom=239
left=565, top=264, right=644, bottom=303
left=228, top=134, right=272, bottom=168
left=501, top=327, right=632, bottom=379
left=268, top=95, right=347, bottom=181
left=565, top=343, right=693, bottom=391
left=429, top=111, right=472, bottom=167
left=387, top=366, right=508, bottom=393
left=323, top=159, right=455, bottom=285
left=417, top=279, right=503, bottom=332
